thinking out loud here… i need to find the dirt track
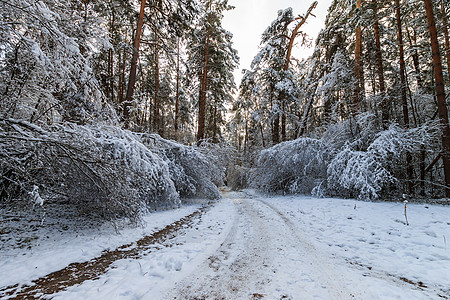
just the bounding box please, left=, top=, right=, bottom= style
left=0, top=207, right=208, bottom=299
left=167, top=192, right=355, bottom=299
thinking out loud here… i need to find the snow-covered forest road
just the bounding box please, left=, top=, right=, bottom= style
left=168, top=191, right=357, bottom=299
left=1, top=189, right=449, bottom=299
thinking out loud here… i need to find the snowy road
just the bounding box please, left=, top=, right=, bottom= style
left=168, top=192, right=355, bottom=299
left=165, top=190, right=448, bottom=299
left=1, top=189, right=449, bottom=299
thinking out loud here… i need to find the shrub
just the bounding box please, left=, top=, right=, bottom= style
left=140, top=135, right=222, bottom=200
left=252, top=116, right=441, bottom=199
left=253, top=137, right=329, bottom=194
left=0, top=120, right=183, bottom=223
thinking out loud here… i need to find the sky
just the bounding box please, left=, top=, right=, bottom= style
left=222, top=0, right=333, bottom=87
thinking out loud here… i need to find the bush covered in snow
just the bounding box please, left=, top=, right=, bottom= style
left=140, top=135, right=224, bottom=200
left=0, top=119, right=221, bottom=223
left=253, top=137, right=330, bottom=194
left=326, top=146, right=397, bottom=199
left=326, top=123, right=440, bottom=199
left=253, top=114, right=441, bottom=200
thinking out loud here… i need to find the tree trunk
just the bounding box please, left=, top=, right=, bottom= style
left=153, top=30, right=160, bottom=133
left=281, top=103, right=286, bottom=142
left=118, top=32, right=127, bottom=106
left=373, top=1, right=387, bottom=127
left=272, top=115, right=280, bottom=145
left=395, top=0, right=413, bottom=194
left=285, top=1, right=318, bottom=70
left=260, top=122, right=265, bottom=148
left=406, top=26, right=423, bottom=88
left=423, top=0, right=450, bottom=197
left=124, top=0, right=146, bottom=125
left=298, top=68, right=324, bottom=137
left=441, top=0, right=450, bottom=82
left=108, top=11, right=115, bottom=104
left=353, top=0, right=363, bottom=112
left=269, top=89, right=279, bottom=144
left=396, top=0, right=409, bottom=128
left=109, top=49, right=114, bottom=103
left=420, top=147, right=426, bottom=196
left=213, top=102, right=218, bottom=141
left=197, top=0, right=212, bottom=144
left=282, top=1, right=317, bottom=139
left=175, top=39, right=180, bottom=134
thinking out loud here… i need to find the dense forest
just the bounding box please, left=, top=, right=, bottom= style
left=1, top=0, right=450, bottom=224
left=232, top=0, right=450, bottom=201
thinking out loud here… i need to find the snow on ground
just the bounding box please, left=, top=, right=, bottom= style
left=1, top=190, right=449, bottom=299
left=0, top=204, right=200, bottom=288
left=50, top=197, right=236, bottom=300
left=254, top=191, right=450, bottom=297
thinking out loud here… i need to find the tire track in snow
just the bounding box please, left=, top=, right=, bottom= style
left=256, top=196, right=447, bottom=299
left=169, top=192, right=357, bottom=299
left=255, top=198, right=356, bottom=299
left=168, top=197, right=280, bottom=299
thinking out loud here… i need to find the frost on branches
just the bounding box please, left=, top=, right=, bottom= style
left=0, top=0, right=118, bottom=128
left=254, top=137, right=329, bottom=194
left=0, top=120, right=222, bottom=223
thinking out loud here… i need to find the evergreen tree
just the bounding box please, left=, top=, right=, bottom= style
left=186, top=0, right=239, bottom=143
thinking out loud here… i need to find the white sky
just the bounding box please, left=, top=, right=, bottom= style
left=222, top=0, right=333, bottom=86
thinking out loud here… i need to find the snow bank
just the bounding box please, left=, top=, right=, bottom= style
left=263, top=193, right=450, bottom=296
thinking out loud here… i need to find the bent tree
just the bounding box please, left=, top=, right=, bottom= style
left=124, top=0, right=147, bottom=125
left=248, top=2, right=318, bottom=145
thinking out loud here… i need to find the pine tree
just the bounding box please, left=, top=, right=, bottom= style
left=187, top=0, right=238, bottom=144
left=423, top=0, right=450, bottom=197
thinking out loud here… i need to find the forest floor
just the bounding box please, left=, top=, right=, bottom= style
left=0, top=188, right=449, bottom=299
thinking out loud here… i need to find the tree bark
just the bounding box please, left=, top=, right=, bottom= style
left=373, top=1, right=387, bottom=127
left=153, top=29, right=160, bottom=133
left=406, top=26, right=423, bottom=88
left=124, top=0, right=146, bottom=125
left=396, top=0, right=409, bottom=128
left=109, top=49, right=114, bottom=103
left=108, top=10, right=115, bottom=104
left=395, top=0, right=413, bottom=194
left=285, top=1, right=318, bottom=70
left=175, top=39, right=180, bottom=134
left=423, top=0, right=450, bottom=197
left=353, top=0, right=363, bottom=112
left=272, top=115, right=280, bottom=145
left=281, top=1, right=317, bottom=140
left=270, top=89, right=279, bottom=144
left=441, top=0, right=450, bottom=82
left=298, top=75, right=323, bottom=137
left=197, top=0, right=213, bottom=144
left=281, top=104, right=286, bottom=142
